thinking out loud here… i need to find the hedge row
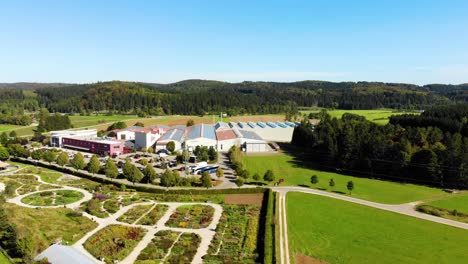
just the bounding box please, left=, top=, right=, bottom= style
left=263, top=189, right=276, bottom=264
left=10, top=157, right=267, bottom=195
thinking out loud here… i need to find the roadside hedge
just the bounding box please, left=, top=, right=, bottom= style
left=10, top=157, right=267, bottom=195
left=263, top=189, right=276, bottom=264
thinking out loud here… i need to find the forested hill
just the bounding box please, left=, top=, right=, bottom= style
left=2, top=80, right=467, bottom=115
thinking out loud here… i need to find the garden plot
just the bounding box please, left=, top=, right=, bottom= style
left=205, top=205, right=262, bottom=263
left=165, top=232, right=202, bottom=264
left=84, top=224, right=147, bottom=264
left=21, top=190, right=84, bottom=206
left=166, top=204, right=215, bottom=229
left=117, top=204, right=154, bottom=224
left=136, top=204, right=169, bottom=226
left=135, top=230, right=181, bottom=263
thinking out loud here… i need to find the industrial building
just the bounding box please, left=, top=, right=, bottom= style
left=184, top=124, right=218, bottom=151
left=155, top=126, right=185, bottom=151
left=50, top=129, right=98, bottom=148
left=134, top=125, right=168, bottom=150
left=61, top=137, right=123, bottom=156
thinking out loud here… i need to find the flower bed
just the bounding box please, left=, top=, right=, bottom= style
left=165, top=233, right=201, bottom=263
left=166, top=204, right=215, bottom=229
left=84, top=224, right=146, bottom=264
left=117, top=204, right=153, bottom=224
left=135, top=230, right=180, bottom=263
left=136, top=204, right=169, bottom=226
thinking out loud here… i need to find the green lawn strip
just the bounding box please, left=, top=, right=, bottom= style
left=299, top=109, right=418, bottom=125
left=0, top=252, right=10, bottom=264
left=15, top=166, right=62, bottom=183
left=245, top=153, right=449, bottom=204
left=84, top=225, right=146, bottom=264
left=136, top=204, right=169, bottom=225
left=425, top=193, right=468, bottom=214
left=166, top=204, right=214, bottom=229
left=287, top=192, right=468, bottom=264
left=135, top=230, right=180, bottom=264
left=164, top=233, right=201, bottom=263
left=204, top=205, right=261, bottom=264
left=69, top=115, right=137, bottom=127
left=21, top=190, right=83, bottom=206
left=0, top=124, right=20, bottom=132
left=5, top=203, right=97, bottom=254
left=117, top=204, right=154, bottom=224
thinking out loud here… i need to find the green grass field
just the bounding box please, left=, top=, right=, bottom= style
left=0, top=252, right=10, bottom=264
left=287, top=192, right=468, bottom=264
left=426, top=193, right=468, bottom=214
left=245, top=153, right=449, bottom=204
left=0, top=124, right=21, bottom=132
left=68, top=114, right=137, bottom=128
left=300, top=109, right=418, bottom=125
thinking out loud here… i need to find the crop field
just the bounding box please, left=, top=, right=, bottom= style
left=245, top=153, right=450, bottom=204
left=84, top=225, right=147, bottom=264
left=300, top=109, right=418, bottom=125
left=287, top=192, right=468, bottom=264
left=21, top=190, right=83, bottom=206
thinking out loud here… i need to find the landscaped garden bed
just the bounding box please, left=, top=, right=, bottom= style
left=84, top=224, right=147, bottom=264
left=135, top=230, right=180, bottom=264
left=165, top=233, right=201, bottom=264
left=166, top=204, right=215, bottom=229
left=117, top=204, right=153, bottom=224
left=136, top=204, right=169, bottom=225
left=21, top=190, right=84, bottom=206
left=205, top=205, right=261, bottom=263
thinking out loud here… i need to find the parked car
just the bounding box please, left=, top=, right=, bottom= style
left=167, top=161, right=177, bottom=168
left=157, top=149, right=170, bottom=155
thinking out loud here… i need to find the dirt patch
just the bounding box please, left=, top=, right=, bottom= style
left=224, top=193, right=263, bottom=205
left=296, top=253, right=329, bottom=264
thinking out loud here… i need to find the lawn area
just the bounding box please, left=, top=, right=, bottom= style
left=84, top=225, right=146, bottom=264
left=4, top=203, right=98, bottom=254
left=0, top=124, right=20, bottom=132
left=16, top=166, right=62, bottom=183
left=21, top=190, right=83, bottom=206
left=0, top=252, right=10, bottom=264
left=300, top=108, right=418, bottom=125
left=69, top=114, right=137, bottom=128
left=426, top=193, right=468, bottom=214
left=245, top=153, right=449, bottom=204
left=287, top=192, right=468, bottom=264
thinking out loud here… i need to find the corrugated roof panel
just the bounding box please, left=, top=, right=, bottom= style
left=202, top=124, right=216, bottom=140
left=239, top=130, right=263, bottom=140
left=187, top=125, right=202, bottom=139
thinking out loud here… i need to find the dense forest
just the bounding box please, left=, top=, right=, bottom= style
left=0, top=80, right=466, bottom=126
left=291, top=104, right=468, bottom=189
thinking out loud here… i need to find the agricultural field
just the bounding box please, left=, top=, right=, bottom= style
left=136, top=230, right=181, bottom=263
left=117, top=204, right=154, bottom=224
left=166, top=204, right=215, bottom=229
left=245, top=152, right=450, bottom=204
left=287, top=192, right=468, bottom=264
left=68, top=114, right=137, bottom=128
left=21, top=190, right=83, bottom=206
left=84, top=225, right=147, bottom=264
left=300, top=108, right=418, bottom=125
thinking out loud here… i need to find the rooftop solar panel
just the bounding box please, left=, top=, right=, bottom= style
left=266, top=121, right=277, bottom=128
left=276, top=121, right=287, bottom=128
left=257, top=122, right=266, bottom=128
left=239, top=130, right=263, bottom=140
left=202, top=124, right=216, bottom=140
left=285, top=121, right=296, bottom=127
left=187, top=125, right=201, bottom=139
left=247, top=121, right=256, bottom=128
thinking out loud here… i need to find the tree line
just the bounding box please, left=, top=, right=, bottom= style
left=292, top=105, right=468, bottom=189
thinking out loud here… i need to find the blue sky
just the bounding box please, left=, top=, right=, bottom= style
left=1, top=0, right=467, bottom=84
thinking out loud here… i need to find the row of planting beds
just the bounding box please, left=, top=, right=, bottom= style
left=137, top=204, right=169, bottom=226
left=135, top=230, right=180, bottom=263
left=166, top=204, right=215, bottom=229
left=84, top=224, right=147, bottom=264
left=21, top=190, right=83, bottom=206
left=117, top=204, right=154, bottom=224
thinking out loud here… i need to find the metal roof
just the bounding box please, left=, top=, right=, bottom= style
left=239, top=130, right=263, bottom=140
left=35, top=244, right=95, bottom=264
left=187, top=124, right=216, bottom=140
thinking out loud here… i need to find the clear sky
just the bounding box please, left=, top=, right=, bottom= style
left=1, top=0, right=467, bottom=85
